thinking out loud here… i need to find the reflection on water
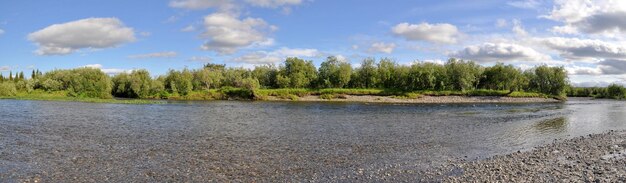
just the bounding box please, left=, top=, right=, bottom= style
left=533, top=117, right=567, bottom=133
left=0, top=98, right=625, bottom=181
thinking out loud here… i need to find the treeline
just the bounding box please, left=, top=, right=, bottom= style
left=568, top=84, right=626, bottom=99
left=0, top=57, right=570, bottom=99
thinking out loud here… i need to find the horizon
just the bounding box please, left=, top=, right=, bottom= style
left=1, top=0, right=626, bottom=87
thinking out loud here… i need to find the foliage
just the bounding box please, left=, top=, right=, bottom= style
left=318, top=56, right=352, bottom=88
left=0, top=82, right=17, bottom=96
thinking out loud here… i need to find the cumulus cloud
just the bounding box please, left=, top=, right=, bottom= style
left=169, top=0, right=235, bottom=11
left=81, top=64, right=131, bottom=75
left=200, top=13, right=275, bottom=54
left=451, top=43, right=550, bottom=63
left=128, top=51, right=178, bottom=59
left=598, top=59, right=626, bottom=75
left=232, top=52, right=282, bottom=64
left=28, top=18, right=135, bottom=55
left=0, top=66, right=10, bottom=71
left=188, top=56, right=213, bottom=62
left=231, top=47, right=319, bottom=64
left=540, top=37, right=626, bottom=60
left=391, top=22, right=460, bottom=44
left=367, top=42, right=396, bottom=54
left=544, top=0, right=626, bottom=35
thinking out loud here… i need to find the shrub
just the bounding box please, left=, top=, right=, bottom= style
left=0, top=82, right=17, bottom=97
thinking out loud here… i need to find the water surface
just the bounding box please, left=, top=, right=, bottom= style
left=0, top=98, right=624, bottom=182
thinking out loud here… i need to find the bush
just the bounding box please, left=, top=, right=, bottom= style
left=0, top=82, right=17, bottom=97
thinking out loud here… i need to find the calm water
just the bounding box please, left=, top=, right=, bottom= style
left=0, top=98, right=625, bottom=182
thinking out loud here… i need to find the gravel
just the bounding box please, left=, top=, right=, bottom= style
left=421, top=130, right=626, bottom=182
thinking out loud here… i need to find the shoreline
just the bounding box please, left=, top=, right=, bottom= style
left=1, top=94, right=561, bottom=104
left=421, top=130, right=626, bottom=182
left=264, top=94, right=561, bottom=104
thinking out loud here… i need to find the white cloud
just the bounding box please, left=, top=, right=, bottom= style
left=333, top=55, right=348, bottom=62
left=541, top=37, right=626, bottom=61
left=511, top=19, right=528, bottom=36
left=544, top=0, right=626, bottom=36
left=451, top=43, right=551, bottom=63
left=507, top=0, right=542, bottom=9
left=232, top=52, right=283, bottom=64
left=391, top=22, right=460, bottom=44
left=367, top=42, right=396, bottom=54
left=200, top=13, right=275, bottom=54
left=169, top=0, right=235, bottom=11
left=245, top=0, right=302, bottom=7
left=231, top=47, right=319, bottom=64
left=181, top=25, right=196, bottom=32
left=0, top=66, right=10, bottom=71
left=565, top=65, right=603, bottom=75
left=188, top=56, right=213, bottom=62
left=81, top=64, right=131, bottom=75
left=0, top=28, right=4, bottom=35
left=495, top=19, right=508, bottom=28
left=28, top=18, right=135, bottom=55
left=272, top=47, right=320, bottom=57
left=128, top=51, right=178, bottom=59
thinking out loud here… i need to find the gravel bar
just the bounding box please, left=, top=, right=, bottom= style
left=422, top=130, right=626, bottom=182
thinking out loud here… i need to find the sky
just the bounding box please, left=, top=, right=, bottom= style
left=1, top=0, right=626, bottom=87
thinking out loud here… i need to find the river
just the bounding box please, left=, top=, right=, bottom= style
left=0, top=98, right=624, bottom=182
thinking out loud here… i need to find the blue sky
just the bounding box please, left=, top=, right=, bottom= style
left=1, top=0, right=626, bottom=86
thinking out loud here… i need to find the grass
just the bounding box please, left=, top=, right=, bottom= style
left=0, top=90, right=164, bottom=104
left=0, top=88, right=557, bottom=104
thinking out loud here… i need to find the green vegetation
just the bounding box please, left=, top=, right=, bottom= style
left=568, top=84, right=626, bottom=99
left=0, top=57, right=571, bottom=103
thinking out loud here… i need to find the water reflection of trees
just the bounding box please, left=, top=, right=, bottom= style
left=533, top=117, right=567, bottom=133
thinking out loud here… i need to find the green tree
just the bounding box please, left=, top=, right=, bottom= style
left=480, top=63, right=524, bottom=92
left=606, top=84, right=625, bottom=99
left=278, top=57, right=317, bottom=88
left=252, top=64, right=278, bottom=88
left=318, top=56, right=352, bottom=88
left=351, top=58, right=379, bottom=88
left=528, top=65, right=568, bottom=96
left=165, top=69, right=193, bottom=96
left=195, top=68, right=223, bottom=90
left=445, top=58, right=483, bottom=91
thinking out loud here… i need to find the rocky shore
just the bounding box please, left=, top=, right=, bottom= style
left=267, top=95, right=560, bottom=104
left=422, top=130, right=626, bottom=182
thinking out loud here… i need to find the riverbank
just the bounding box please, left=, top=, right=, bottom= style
left=266, top=95, right=560, bottom=103
left=0, top=90, right=163, bottom=104
left=0, top=89, right=561, bottom=104
left=422, top=130, right=626, bottom=182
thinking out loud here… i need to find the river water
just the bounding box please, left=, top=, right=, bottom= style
left=0, top=98, right=624, bottom=182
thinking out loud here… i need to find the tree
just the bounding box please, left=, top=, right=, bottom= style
left=480, top=63, right=524, bottom=92
left=528, top=65, right=568, bottom=96
left=351, top=58, right=379, bottom=88
left=195, top=68, right=223, bottom=90
left=278, top=57, right=317, bottom=88
left=165, top=69, right=193, bottom=96
left=606, top=84, right=625, bottom=99
left=19, top=72, right=24, bottom=80
left=317, top=56, right=352, bottom=88
left=252, top=65, right=278, bottom=88
left=445, top=58, right=483, bottom=91
left=377, top=58, right=396, bottom=88
left=8, top=71, right=12, bottom=81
